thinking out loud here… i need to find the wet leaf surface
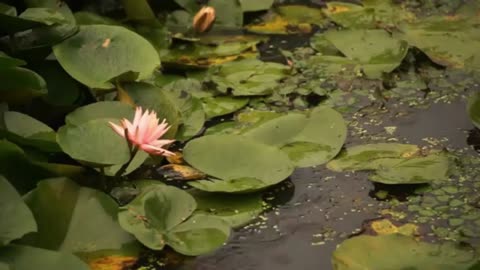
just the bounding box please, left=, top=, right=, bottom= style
left=184, top=134, right=294, bottom=193
left=332, top=234, right=479, bottom=270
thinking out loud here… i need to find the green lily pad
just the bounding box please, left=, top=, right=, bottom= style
left=162, top=80, right=206, bottom=141
left=312, top=29, right=408, bottom=79
left=0, top=245, right=89, bottom=270
left=243, top=107, right=347, bottom=167
left=165, top=214, right=231, bottom=256
left=0, top=140, right=73, bottom=193
left=206, top=58, right=290, bottom=96
left=123, top=82, right=181, bottom=139
left=468, top=92, right=480, bottom=129
left=369, top=153, right=450, bottom=184
left=395, top=17, right=480, bottom=70
left=0, top=67, right=47, bottom=103
left=327, top=143, right=420, bottom=172
left=323, top=0, right=413, bottom=29
left=0, top=4, right=64, bottom=34
left=118, top=185, right=230, bottom=256
left=0, top=51, right=26, bottom=68
left=12, top=24, right=78, bottom=53
left=19, top=8, right=68, bottom=25
left=22, top=178, right=139, bottom=259
left=184, top=134, right=294, bottom=193
left=201, top=96, right=249, bottom=119
left=332, top=234, right=479, bottom=270
left=65, top=101, right=135, bottom=126
left=2, top=111, right=59, bottom=152
left=160, top=37, right=260, bottom=69
left=191, top=191, right=265, bottom=228
left=23, top=0, right=76, bottom=24
left=0, top=176, right=37, bottom=246
left=57, top=119, right=130, bottom=166
left=74, top=12, right=122, bottom=26
left=53, top=25, right=160, bottom=89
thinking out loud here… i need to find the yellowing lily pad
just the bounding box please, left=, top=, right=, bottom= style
left=332, top=234, right=479, bottom=270
left=246, top=5, right=329, bottom=34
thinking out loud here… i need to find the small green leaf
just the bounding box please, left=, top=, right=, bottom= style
left=202, top=96, right=249, bottom=119
left=0, top=175, right=37, bottom=246
left=57, top=119, right=130, bottom=166
left=53, top=25, right=160, bottom=89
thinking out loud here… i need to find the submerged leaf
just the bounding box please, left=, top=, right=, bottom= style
left=192, top=191, right=265, bottom=228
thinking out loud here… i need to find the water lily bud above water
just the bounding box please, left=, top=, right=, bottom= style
left=193, top=6, right=216, bottom=33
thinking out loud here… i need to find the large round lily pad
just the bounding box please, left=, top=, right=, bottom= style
left=53, top=25, right=160, bottom=89
left=57, top=119, right=130, bottom=166
left=183, top=134, right=294, bottom=193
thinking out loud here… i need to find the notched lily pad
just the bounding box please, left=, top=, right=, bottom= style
left=184, top=134, right=294, bottom=193
left=53, top=25, right=160, bottom=89
left=205, top=58, right=290, bottom=96
left=118, top=185, right=230, bottom=256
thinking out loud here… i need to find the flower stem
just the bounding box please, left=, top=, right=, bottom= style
left=115, top=146, right=139, bottom=178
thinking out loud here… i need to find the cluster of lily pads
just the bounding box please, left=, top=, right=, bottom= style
left=2, top=0, right=480, bottom=269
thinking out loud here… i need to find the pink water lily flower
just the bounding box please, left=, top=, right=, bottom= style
left=109, top=107, right=175, bottom=157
